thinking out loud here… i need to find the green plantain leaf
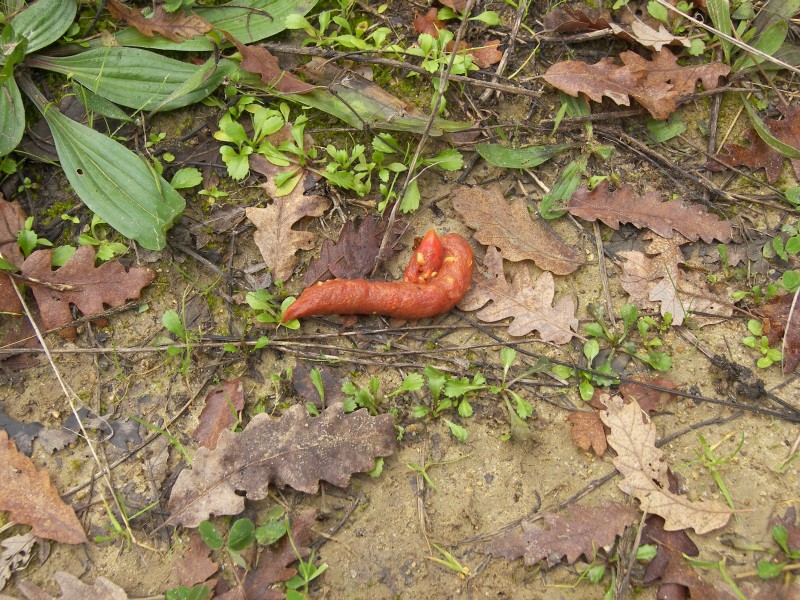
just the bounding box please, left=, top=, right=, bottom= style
left=732, top=20, right=789, bottom=71
left=20, top=77, right=184, bottom=249
left=742, top=95, right=800, bottom=159
left=705, top=0, right=732, bottom=62
left=476, top=143, right=571, bottom=168
left=0, top=76, right=24, bottom=156
left=10, top=0, right=76, bottom=54
left=110, top=0, right=317, bottom=51
left=29, top=49, right=235, bottom=112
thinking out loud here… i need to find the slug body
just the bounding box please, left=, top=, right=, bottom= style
left=282, top=231, right=473, bottom=321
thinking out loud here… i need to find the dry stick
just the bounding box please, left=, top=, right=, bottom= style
left=371, top=0, right=476, bottom=277
left=615, top=510, right=647, bottom=600
left=260, top=43, right=542, bottom=99
left=478, top=0, right=529, bottom=103
left=594, top=221, right=616, bottom=328
left=10, top=284, right=155, bottom=550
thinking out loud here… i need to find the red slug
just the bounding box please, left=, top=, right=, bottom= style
left=282, top=230, right=474, bottom=321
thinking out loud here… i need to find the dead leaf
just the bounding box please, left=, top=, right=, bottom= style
left=601, top=396, right=733, bottom=534
left=246, top=168, right=329, bottom=282
left=544, top=48, right=729, bottom=120
left=0, top=197, right=27, bottom=315
left=619, top=376, right=678, bottom=413
left=19, top=246, right=154, bottom=339
left=302, top=216, right=404, bottom=286
left=567, top=181, right=733, bottom=243
left=770, top=507, right=800, bottom=554
left=610, top=20, right=691, bottom=52
left=292, top=362, right=347, bottom=408
left=413, top=8, right=445, bottom=36
left=0, top=430, right=87, bottom=544
left=167, top=404, right=395, bottom=527
left=451, top=185, right=583, bottom=275
left=230, top=38, right=316, bottom=94
left=618, top=233, right=732, bottom=326
left=641, top=514, right=699, bottom=599
left=437, top=0, right=468, bottom=12
left=488, top=503, right=638, bottom=566
left=1, top=533, right=36, bottom=591
left=467, top=40, right=503, bottom=69
left=542, top=5, right=611, bottom=32
left=458, top=247, right=578, bottom=343
left=193, top=379, right=245, bottom=450
left=708, top=105, right=800, bottom=184
left=176, top=534, right=219, bottom=588
left=107, top=0, right=212, bottom=42
left=566, top=411, right=607, bottom=456
left=17, top=572, right=128, bottom=600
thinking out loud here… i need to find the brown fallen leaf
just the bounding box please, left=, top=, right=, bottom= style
left=771, top=507, right=800, bottom=554
left=566, top=411, right=607, bottom=456
left=0, top=197, right=27, bottom=315
left=167, top=404, right=395, bottom=527
left=458, top=247, right=578, bottom=343
left=413, top=8, right=445, bottom=36
left=567, top=181, right=733, bottom=243
left=230, top=37, right=316, bottom=94
left=302, top=216, right=404, bottom=286
left=0, top=430, right=87, bottom=544
left=619, top=376, right=678, bottom=413
left=292, top=361, right=347, bottom=408
left=20, top=246, right=155, bottom=339
left=757, top=294, right=800, bottom=372
left=176, top=534, right=219, bottom=588
left=106, top=0, right=212, bottom=42
left=641, top=514, right=699, bottom=598
left=488, top=503, right=638, bottom=566
left=601, top=396, right=733, bottom=534
left=708, top=105, right=800, bottom=184
left=246, top=168, right=330, bottom=282
left=543, top=4, right=611, bottom=32
left=437, top=0, right=468, bottom=12
left=16, top=572, right=128, bottom=600
left=544, top=48, right=729, bottom=120
left=1, top=532, right=37, bottom=591
left=618, top=233, right=731, bottom=326
left=451, top=185, right=583, bottom=275
left=193, top=379, right=245, bottom=450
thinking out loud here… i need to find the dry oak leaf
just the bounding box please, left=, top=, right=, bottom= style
left=193, top=379, right=245, bottom=450
left=708, top=105, right=800, bottom=184
left=0, top=430, right=87, bottom=544
left=413, top=8, right=445, bottom=36
left=0, top=197, right=27, bottom=315
left=488, top=503, right=638, bottom=566
left=167, top=403, right=395, bottom=527
left=458, top=246, right=578, bottom=343
left=1, top=532, right=36, bottom=591
left=451, top=185, right=583, bottom=275
left=230, top=38, right=316, bottom=95
left=601, top=395, right=733, bottom=534
left=16, top=572, right=128, bottom=600
left=618, top=233, right=731, bottom=326
left=176, top=534, right=219, bottom=588
left=246, top=168, right=330, bottom=282
left=20, top=246, right=155, bottom=339
left=757, top=294, right=800, bottom=373
left=542, top=4, right=612, bottom=33
left=566, top=411, right=607, bottom=456
left=610, top=20, right=691, bottom=52
left=619, top=376, right=678, bottom=413
left=567, top=181, right=733, bottom=243
left=106, top=0, right=211, bottom=42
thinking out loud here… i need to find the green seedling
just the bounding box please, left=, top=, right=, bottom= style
left=77, top=214, right=128, bottom=261
left=285, top=6, right=397, bottom=52
left=94, top=492, right=158, bottom=549
left=161, top=305, right=198, bottom=376
left=17, top=216, right=53, bottom=257
left=246, top=287, right=300, bottom=330
left=742, top=319, right=783, bottom=368
left=427, top=543, right=471, bottom=577
left=687, top=433, right=744, bottom=519
left=757, top=524, right=800, bottom=579
left=406, top=453, right=471, bottom=490
left=165, top=584, right=213, bottom=600
left=686, top=556, right=747, bottom=600
left=342, top=376, right=381, bottom=414
left=130, top=415, right=192, bottom=465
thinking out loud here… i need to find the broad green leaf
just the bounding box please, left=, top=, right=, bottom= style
left=742, top=95, right=800, bottom=159
left=31, top=50, right=235, bottom=112
left=35, top=97, right=185, bottom=249
left=399, top=178, right=420, bottom=213
left=227, top=518, right=255, bottom=552
left=646, top=116, right=686, bottom=143
left=0, top=77, right=24, bottom=156
left=753, top=0, right=800, bottom=33
left=476, top=143, right=570, bottom=169
left=540, top=157, right=586, bottom=219
left=732, top=20, right=788, bottom=71
left=10, top=0, right=76, bottom=54
left=0, top=25, right=27, bottom=84
left=705, top=0, right=732, bottom=62
left=111, top=0, right=318, bottom=51
left=197, top=521, right=223, bottom=550
left=170, top=167, right=203, bottom=189
left=71, top=83, right=133, bottom=122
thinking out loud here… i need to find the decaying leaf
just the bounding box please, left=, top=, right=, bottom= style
left=0, top=430, right=87, bottom=544
left=451, top=185, right=583, bottom=275
left=619, top=376, right=678, bottom=413
left=230, top=38, right=316, bottom=94
left=601, top=396, right=733, bottom=534
left=543, top=4, right=611, bottom=33
left=1, top=533, right=37, bottom=591
left=19, top=246, right=154, bottom=339
left=175, top=534, right=219, bottom=588
left=610, top=20, right=690, bottom=52
left=292, top=362, right=347, bottom=408
left=641, top=515, right=700, bottom=598
left=544, top=48, right=729, bottom=119
left=488, top=503, right=638, bottom=566
left=16, top=572, right=128, bottom=600
left=193, top=379, right=245, bottom=450
left=106, top=0, right=212, bottom=42
left=167, top=404, right=395, bottom=527
left=708, top=104, right=800, bottom=184
left=567, top=181, right=733, bottom=243
left=757, top=293, right=800, bottom=373
left=246, top=168, right=330, bottom=282
left=302, top=216, right=404, bottom=285
left=0, top=197, right=27, bottom=315
left=618, top=233, right=731, bottom=326
left=413, top=8, right=445, bottom=37
left=566, top=411, right=607, bottom=456
left=458, top=247, right=578, bottom=343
